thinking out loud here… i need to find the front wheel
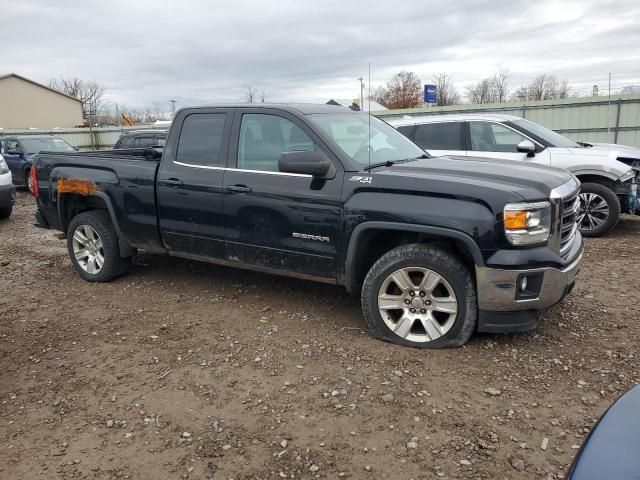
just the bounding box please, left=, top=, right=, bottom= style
left=578, top=182, right=620, bottom=237
left=67, top=210, right=130, bottom=282
left=361, top=244, right=477, bottom=348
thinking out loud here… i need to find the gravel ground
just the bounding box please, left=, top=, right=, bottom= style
left=1, top=191, right=639, bottom=480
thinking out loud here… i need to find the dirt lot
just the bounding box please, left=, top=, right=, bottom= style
left=1, top=191, right=639, bottom=480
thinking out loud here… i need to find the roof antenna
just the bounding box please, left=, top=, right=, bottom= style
left=368, top=62, right=371, bottom=169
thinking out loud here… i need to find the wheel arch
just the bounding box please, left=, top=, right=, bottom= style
left=574, top=173, right=617, bottom=190
left=58, top=192, right=135, bottom=257
left=344, top=222, right=484, bottom=293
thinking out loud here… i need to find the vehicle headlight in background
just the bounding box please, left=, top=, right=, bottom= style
left=504, top=201, right=552, bottom=245
left=619, top=169, right=635, bottom=183
left=0, top=158, right=9, bottom=175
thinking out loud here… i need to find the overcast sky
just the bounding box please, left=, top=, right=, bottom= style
left=2, top=0, right=639, bottom=111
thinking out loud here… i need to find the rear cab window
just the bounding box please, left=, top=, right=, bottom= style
left=176, top=113, right=227, bottom=167
left=414, top=122, right=464, bottom=150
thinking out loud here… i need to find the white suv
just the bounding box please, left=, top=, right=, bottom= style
left=0, top=154, right=15, bottom=219
left=390, top=114, right=639, bottom=237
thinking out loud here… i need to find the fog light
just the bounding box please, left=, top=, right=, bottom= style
left=519, top=276, right=528, bottom=293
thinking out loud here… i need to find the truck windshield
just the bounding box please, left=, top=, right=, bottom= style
left=21, top=137, right=76, bottom=154
left=509, top=118, right=579, bottom=148
left=308, top=113, right=426, bottom=166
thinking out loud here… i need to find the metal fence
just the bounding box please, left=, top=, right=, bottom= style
left=0, top=124, right=163, bottom=150
left=375, top=94, right=640, bottom=148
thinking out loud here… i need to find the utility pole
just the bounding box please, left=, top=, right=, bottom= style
left=357, top=77, right=364, bottom=112
left=607, top=73, right=612, bottom=137
left=170, top=99, right=177, bottom=116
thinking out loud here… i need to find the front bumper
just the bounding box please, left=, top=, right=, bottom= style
left=0, top=183, right=16, bottom=209
left=476, top=240, right=584, bottom=333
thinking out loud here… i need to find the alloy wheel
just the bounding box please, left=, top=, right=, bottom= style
left=377, top=267, right=458, bottom=343
left=578, top=192, right=610, bottom=232
left=72, top=224, right=104, bottom=274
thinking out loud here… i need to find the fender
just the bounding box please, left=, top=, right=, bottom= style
left=571, top=169, right=620, bottom=182
left=344, top=221, right=485, bottom=292
left=58, top=190, right=136, bottom=258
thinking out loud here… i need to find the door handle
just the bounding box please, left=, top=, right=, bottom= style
left=160, top=178, right=183, bottom=187
left=226, top=185, right=252, bottom=193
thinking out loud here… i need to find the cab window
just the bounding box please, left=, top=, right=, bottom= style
left=176, top=113, right=227, bottom=166
left=414, top=122, right=464, bottom=150
left=237, top=114, right=314, bottom=172
left=470, top=122, right=528, bottom=152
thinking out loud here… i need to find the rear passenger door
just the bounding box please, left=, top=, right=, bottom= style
left=413, top=122, right=466, bottom=157
left=222, top=109, right=343, bottom=280
left=157, top=108, right=233, bottom=258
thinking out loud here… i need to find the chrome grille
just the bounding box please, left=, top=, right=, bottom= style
left=560, top=191, right=580, bottom=254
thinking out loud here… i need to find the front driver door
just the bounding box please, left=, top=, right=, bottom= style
left=467, top=121, right=551, bottom=165
left=223, top=110, right=343, bottom=280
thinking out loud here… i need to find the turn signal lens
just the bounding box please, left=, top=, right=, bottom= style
left=504, top=211, right=527, bottom=230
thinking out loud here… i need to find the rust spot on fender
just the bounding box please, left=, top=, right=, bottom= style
left=58, top=178, right=100, bottom=196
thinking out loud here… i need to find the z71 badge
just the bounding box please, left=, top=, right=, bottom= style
left=349, top=175, right=372, bottom=184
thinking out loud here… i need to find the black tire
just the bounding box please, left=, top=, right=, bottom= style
left=361, top=243, right=477, bottom=348
left=0, top=206, right=11, bottom=219
left=579, top=182, right=620, bottom=237
left=67, top=210, right=130, bottom=282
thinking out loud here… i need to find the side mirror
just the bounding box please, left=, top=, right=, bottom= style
left=517, top=140, right=536, bottom=157
left=279, top=150, right=331, bottom=177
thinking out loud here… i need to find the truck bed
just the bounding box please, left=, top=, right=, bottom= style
left=34, top=147, right=164, bottom=253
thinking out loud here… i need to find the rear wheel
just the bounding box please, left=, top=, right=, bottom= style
left=361, top=244, right=477, bottom=348
left=67, top=210, right=130, bottom=282
left=578, top=182, right=620, bottom=237
left=0, top=206, right=11, bottom=219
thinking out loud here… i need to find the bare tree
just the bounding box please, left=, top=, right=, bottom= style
left=374, top=71, right=423, bottom=109
left=467, top=68, right=510, bottom=104
left=513, top=74, right=570, bottom=101
left=467, top=78, right=494, bottom=104
left=492, top=67, right=510, bottom=103
left=433, top=72, right=460, bottom=106
left=243, top=85, right=258, bottom=103
left=259, top=88, right=267, bottom=103
left=48, top=77, right=105, bottom=124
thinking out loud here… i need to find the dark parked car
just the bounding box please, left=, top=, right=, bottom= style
left=0, top=135, right=76, bottom=192
left=32, top=104, right=583, bottom=348
left=113, top=130, right=167, bottom=149
left=0, top=154, right=15, bottom=219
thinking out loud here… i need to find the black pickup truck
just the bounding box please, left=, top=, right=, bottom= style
left=33, top=104, right=583, bottom=348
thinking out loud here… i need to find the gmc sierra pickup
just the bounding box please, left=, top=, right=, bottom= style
left=32, top=104, right=583, bottom=348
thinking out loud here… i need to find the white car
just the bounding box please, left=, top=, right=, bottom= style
left=390, top=114, right=639, bottom=237
left=0, top=154, right=16, bottom=219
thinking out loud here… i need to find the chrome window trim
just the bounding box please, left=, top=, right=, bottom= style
left=173, top=161, right=312, bottom=178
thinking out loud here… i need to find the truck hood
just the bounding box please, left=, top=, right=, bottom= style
left=374, top=155, right=574, bottom=203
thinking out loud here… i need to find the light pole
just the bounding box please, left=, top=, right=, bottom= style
left=170, top=99, right=177, bottom=116
left=357, top=77, right=364, bottom=111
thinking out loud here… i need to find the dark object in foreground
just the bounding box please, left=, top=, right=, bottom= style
left=568, top=385, right=640, bottom=479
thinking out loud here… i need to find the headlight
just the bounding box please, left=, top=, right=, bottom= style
left=0, top=158, right=8, bottom=175
left=619, top=169, right=635, bottom=183
left=504, top=201, right=552, bottom=245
